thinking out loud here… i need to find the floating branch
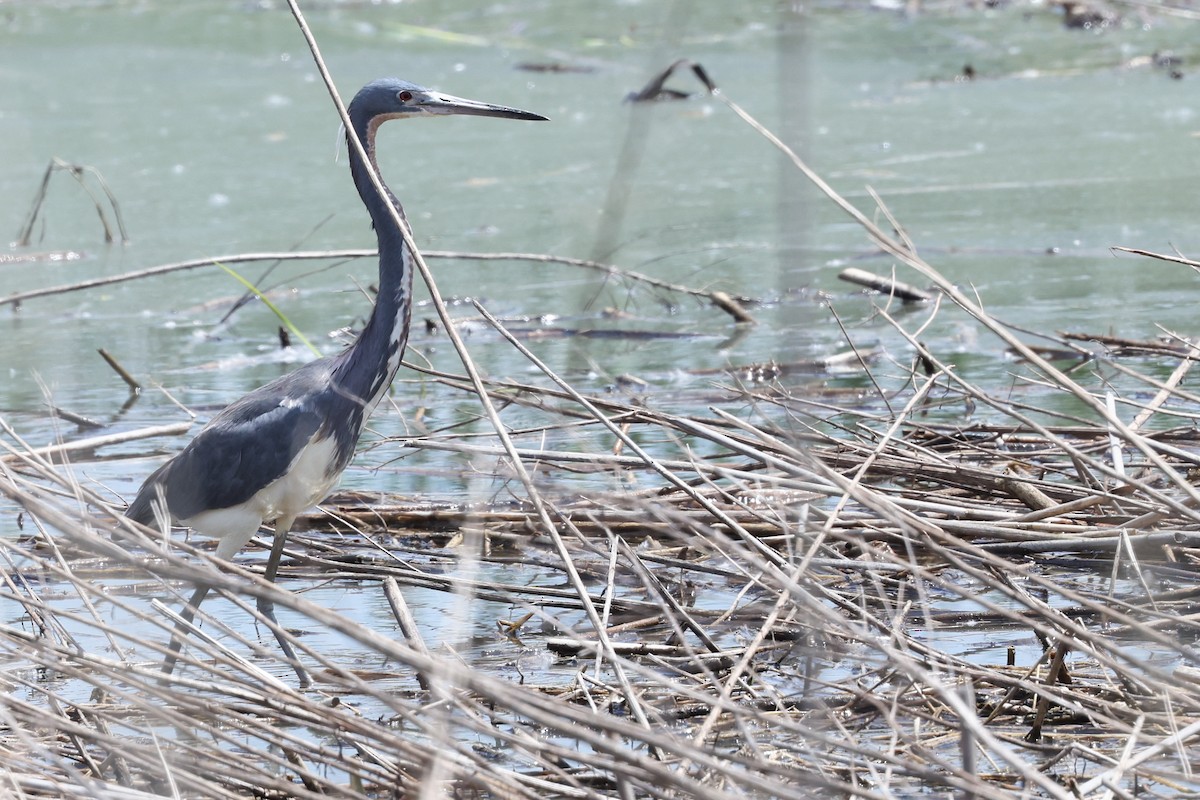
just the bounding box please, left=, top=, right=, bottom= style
left=0, top=248, right=760, bottom=323
left=709, top=290, right=756, bottom=324
left=0, top=250, right=377, bottom=309
left=1060, top=330, right=1196, bottom=358
left=1, top=421, right=191, bottom=464
left=838, top=266, right=932, bottom=303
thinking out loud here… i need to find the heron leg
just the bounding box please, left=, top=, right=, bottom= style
left=258, top=520, right=312, bottom=688
left=161, top=582, right=212, bottom=677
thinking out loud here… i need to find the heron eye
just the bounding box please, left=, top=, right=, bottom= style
left=398, top=90, right=413, bottom=103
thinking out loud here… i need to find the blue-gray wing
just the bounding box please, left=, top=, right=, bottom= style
left=126, top=361, right=338, bottom=525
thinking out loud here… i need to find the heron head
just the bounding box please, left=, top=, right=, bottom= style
left=349, top=78, right=547, bottom=125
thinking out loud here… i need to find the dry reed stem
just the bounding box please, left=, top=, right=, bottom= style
left=0, top=248, right=743, bottom=316
left=15, top=157, right=129, bottom=247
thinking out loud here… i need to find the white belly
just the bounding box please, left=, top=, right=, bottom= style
left=183, top=435, right=341, bottom=560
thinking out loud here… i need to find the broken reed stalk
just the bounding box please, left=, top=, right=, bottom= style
left=1024, top=641, right=1071, bottom=743
left=383, top=576, right=432, bottom=690
left=15, top=157, right=129, bottom=246
left=96, top=348, right=141, bottom=394
left=1129, top=337, right=1199, bottom=430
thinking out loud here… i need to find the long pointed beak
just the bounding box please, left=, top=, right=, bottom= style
left=419, top=90, right=548, bottom=121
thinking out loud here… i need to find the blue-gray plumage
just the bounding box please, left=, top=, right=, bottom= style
left=127, top=78, right=546, bottom=684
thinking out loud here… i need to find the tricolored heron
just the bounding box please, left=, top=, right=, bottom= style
left=126, top=78, right=546, bottom=685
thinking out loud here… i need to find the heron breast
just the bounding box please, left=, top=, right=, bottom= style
left=180, top=434, right=342, bottom=559
left=252, top=433, right=342, bottom=520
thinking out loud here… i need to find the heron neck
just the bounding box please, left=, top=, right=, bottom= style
left=331, top=120, right=414, bottom=433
